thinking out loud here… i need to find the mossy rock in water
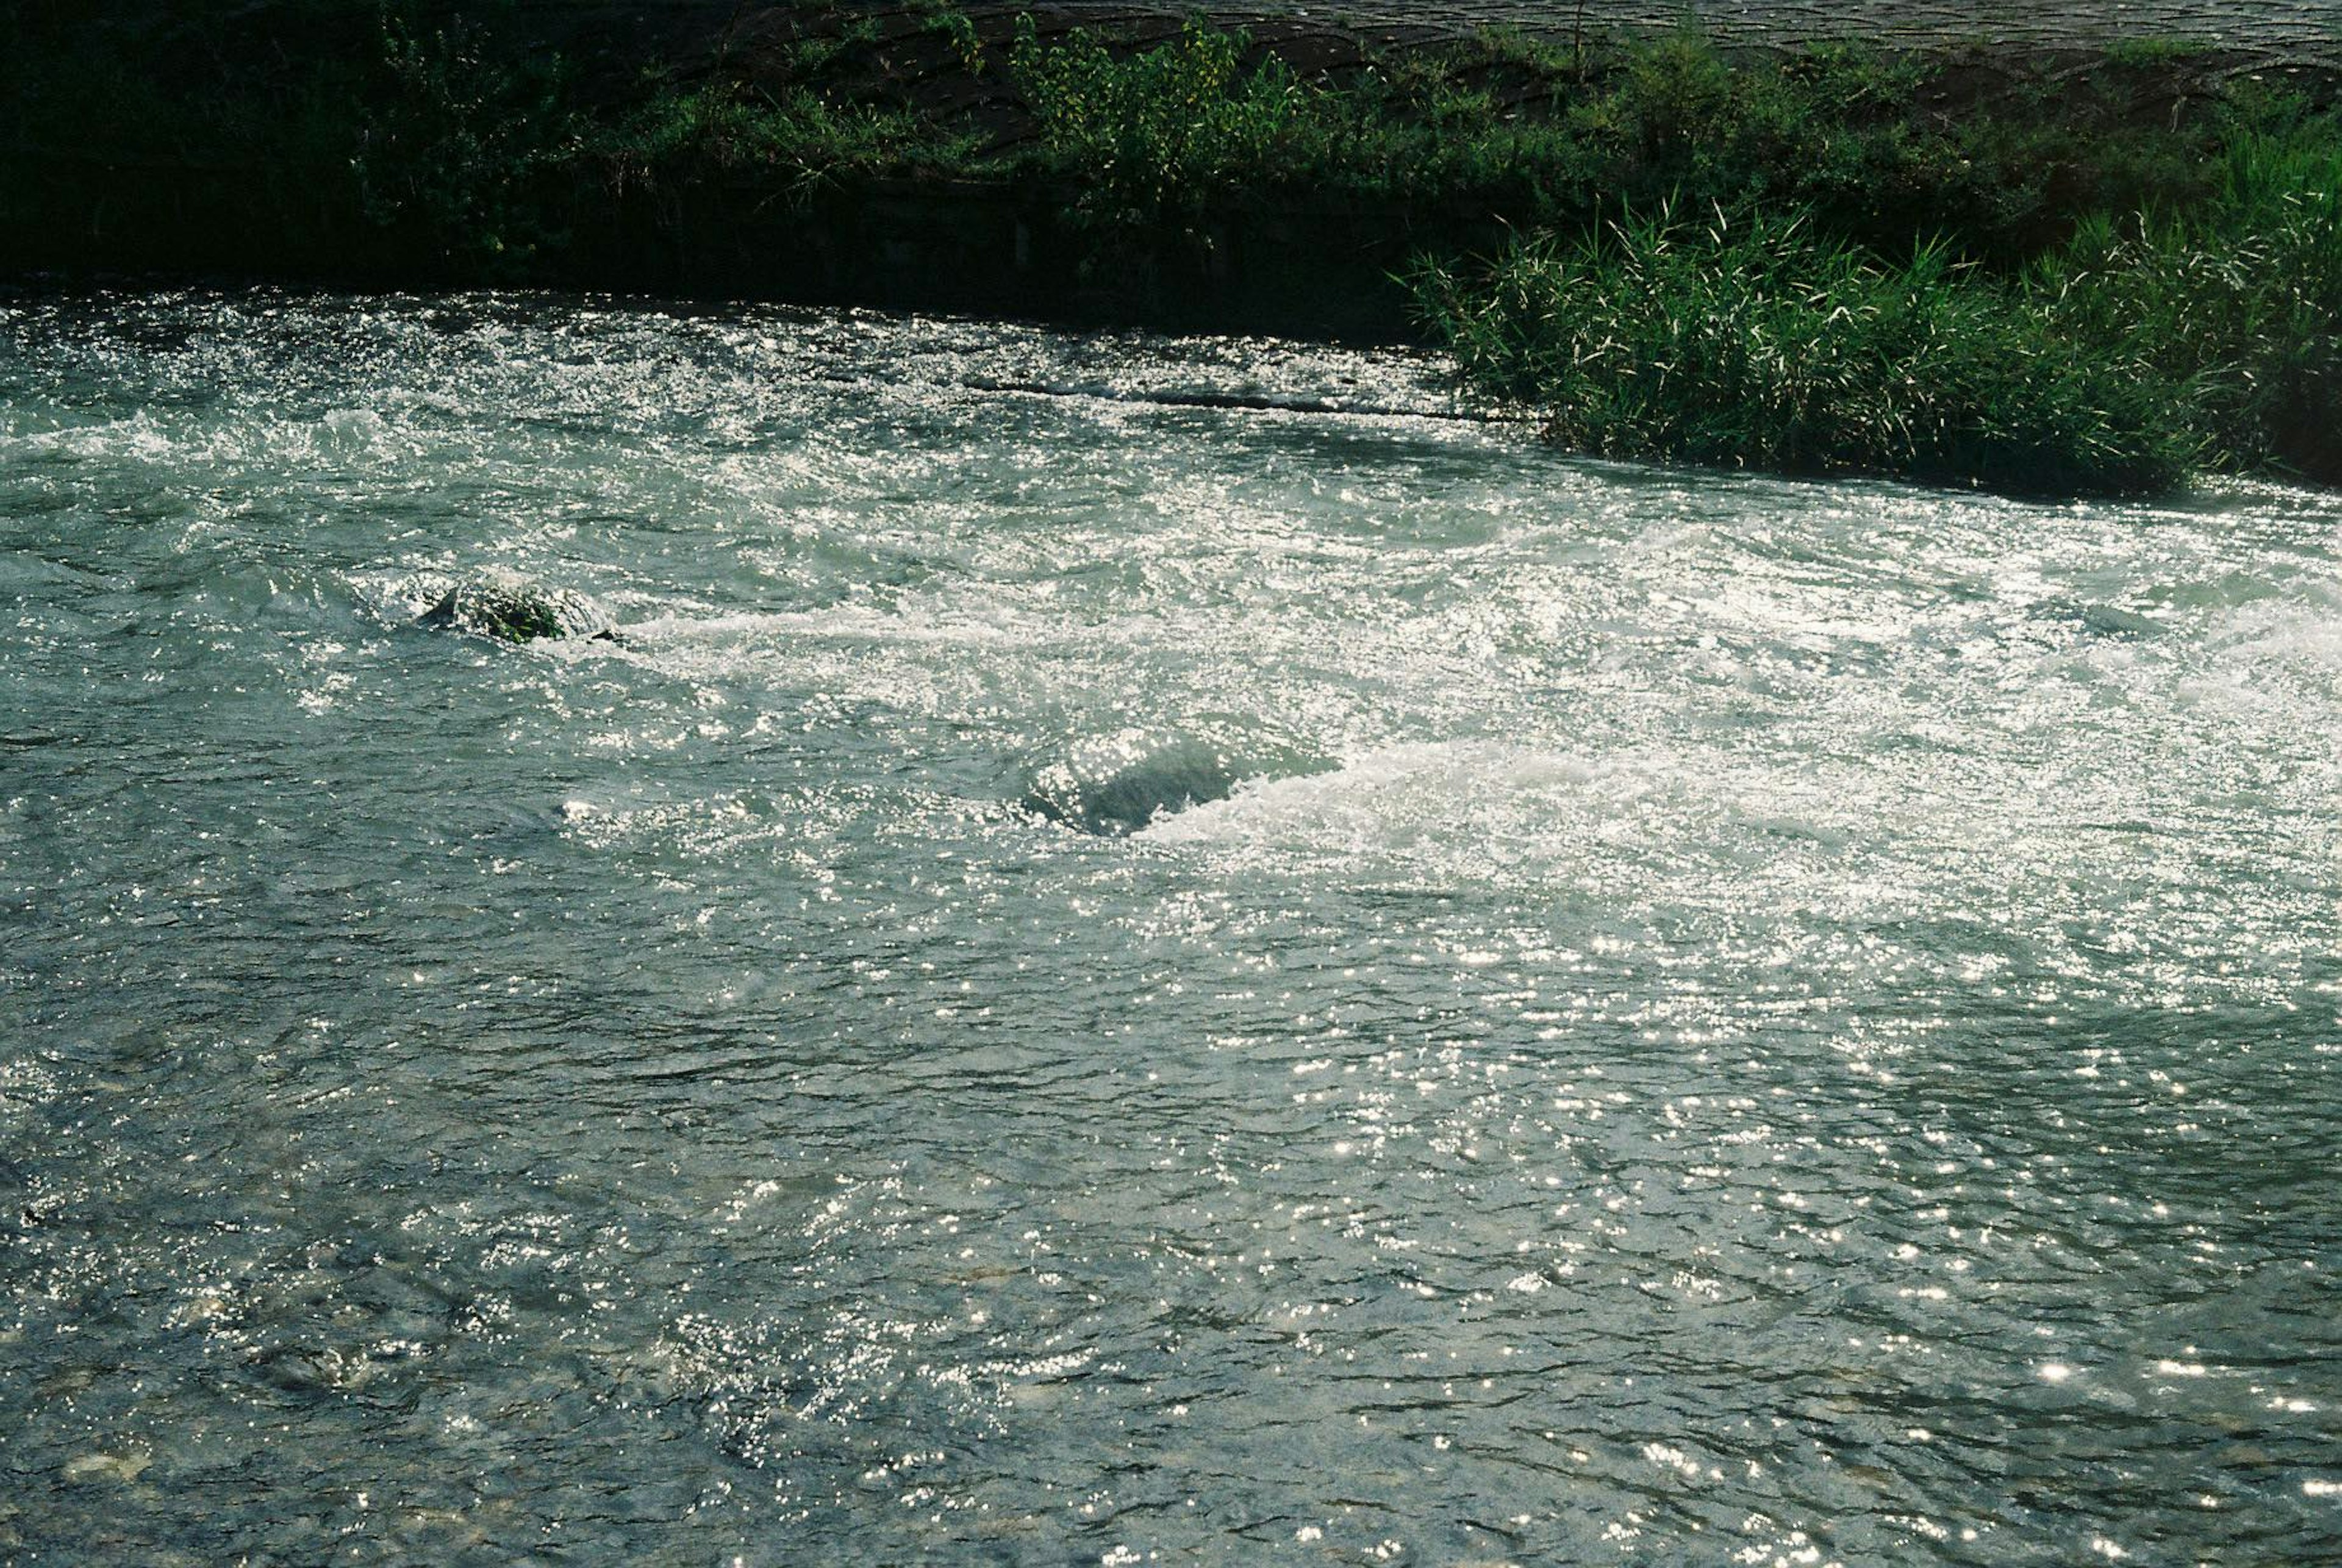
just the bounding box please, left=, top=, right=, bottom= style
left=1021, top=721, right=1331, bottom=836
left=417, top=577, right=618, bottom=643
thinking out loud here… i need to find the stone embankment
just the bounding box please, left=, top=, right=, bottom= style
left=526, top=1, right=2342, bottom=85
left=1086, top=0, right=2341, bottom=60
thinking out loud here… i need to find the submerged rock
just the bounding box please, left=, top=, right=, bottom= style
left=417, top=576, right=618, bottom=643
left=1021, top=722, right=1331, bottom=836
left=62, top=1450, right=151, bottom=1485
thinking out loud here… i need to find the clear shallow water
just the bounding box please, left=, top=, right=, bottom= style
left=1, top=287, right=2338, bottom=1566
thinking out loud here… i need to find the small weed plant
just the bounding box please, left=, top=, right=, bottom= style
left=1010, top=16, right=1308, bottom=226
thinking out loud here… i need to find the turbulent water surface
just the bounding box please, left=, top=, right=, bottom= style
left=2, top=288, right=2338, bottom=1566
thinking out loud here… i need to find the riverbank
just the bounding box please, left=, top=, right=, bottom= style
left=6, top=1, right=2338, bottom=492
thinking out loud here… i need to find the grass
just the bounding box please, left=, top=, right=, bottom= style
left=1414, top=96, right=2342, bottom=495
left=987, top=18, right=2263, bottom=287
left=2030, top=107, right=2342, bottom=481
left=598, top=77, right=965, bottom=198
left=1413, top=206, right=2193, bottom=495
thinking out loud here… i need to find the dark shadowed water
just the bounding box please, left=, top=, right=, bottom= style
left=2, top=288, right=2338, bottom=1566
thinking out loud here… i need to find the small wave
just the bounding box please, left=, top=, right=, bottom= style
left=320, top=406, right=391, bottom=451
left=1020, top=721, right=1333, bottom=836
left=0, top=410, right=174, bottom=464
left=627, top=601, right=1037, bottom=651
left=959, top=377, right=1503, bottom=424
left=1136, top=740, right=1643, bottom=845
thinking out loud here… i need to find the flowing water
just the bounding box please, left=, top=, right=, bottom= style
left=2, top=287, right=2338, bottom=1566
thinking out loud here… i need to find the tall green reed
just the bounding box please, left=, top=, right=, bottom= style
left=2032, top=107, right=2342, bottom=480
left=1414, top=203, right=2193, bottom=496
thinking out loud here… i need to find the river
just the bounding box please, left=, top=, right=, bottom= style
left=2, top=288, right=2338, bottom=1564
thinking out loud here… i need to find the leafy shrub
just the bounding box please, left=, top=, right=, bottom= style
left=1009, top=16, right=1309, bottom=225
left=357, top=9, right=578, bottom=273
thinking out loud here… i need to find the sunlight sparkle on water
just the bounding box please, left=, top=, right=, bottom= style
left=1, top=289, right=2337, bottom=1565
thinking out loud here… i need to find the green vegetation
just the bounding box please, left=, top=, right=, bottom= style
left=362, top=11, right=580, bottom=273
left=1413, top=208, right=2193, bottom=496
left=1011, top=16, right=1308, bottom=231
left=1000, top=23, right=2251, bottom=269
left=597, top=77, right=961, bottom=198
left=2031, top=112, right=2342, bottom=481
left=1419, top=98, right=2342, bottom=492
left=4, top=1, right=2338, bottom=493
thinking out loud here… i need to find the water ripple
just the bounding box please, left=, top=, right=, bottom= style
left=2, top=287, right=2337, bottom=1564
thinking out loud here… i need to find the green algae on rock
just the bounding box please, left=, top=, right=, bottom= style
left=418, top=576, right=618, bottom=643
left=1020, top=721, right=1334, bottom=836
